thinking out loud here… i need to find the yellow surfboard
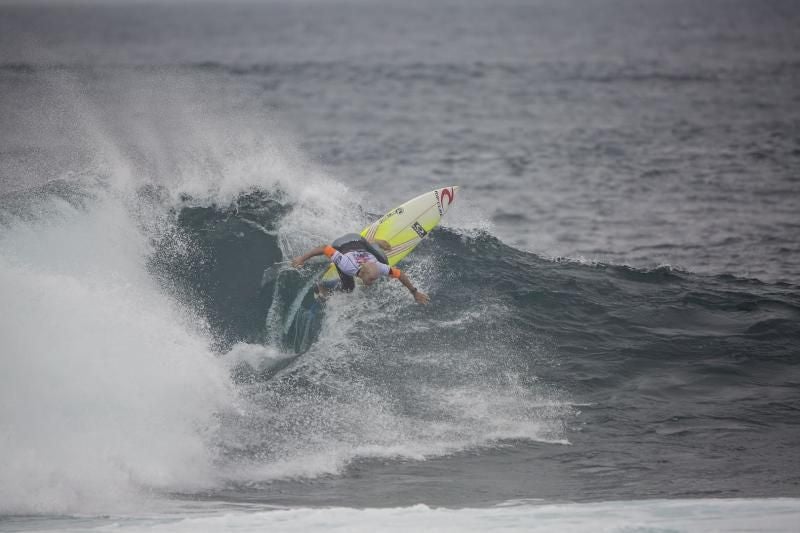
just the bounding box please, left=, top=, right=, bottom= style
left=321, top=186, right=459, bottom=283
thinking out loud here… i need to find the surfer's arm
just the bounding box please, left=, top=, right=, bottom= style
left=390, top=267, right=429, bottom=305
left=291, top=245, right=334, bottom=268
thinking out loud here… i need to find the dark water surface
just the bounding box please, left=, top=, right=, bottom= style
left=1, top=0, right=799, bottom=516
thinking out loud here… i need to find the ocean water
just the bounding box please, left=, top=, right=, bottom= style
left=1, top=0, right=799, bottom=531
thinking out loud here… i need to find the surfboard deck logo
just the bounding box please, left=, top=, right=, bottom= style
left=412, top=221, right=427, bottom=238
left=434, top=187, right=456, bottom=216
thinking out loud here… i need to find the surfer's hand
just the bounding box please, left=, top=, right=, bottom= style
left=291, top=257, right=305, bottom=268
left=414, top=291, right=430, bottom=305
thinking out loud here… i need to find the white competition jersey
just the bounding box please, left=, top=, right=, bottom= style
left=329, top=249, right=391, bottom=277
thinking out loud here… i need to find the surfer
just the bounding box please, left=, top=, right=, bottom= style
left=291, top=233, right=430, bottom=304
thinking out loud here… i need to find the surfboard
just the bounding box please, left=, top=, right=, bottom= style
left=320, top=186, right=459, bottom=284
left=283, top=186, right=459, bottom=353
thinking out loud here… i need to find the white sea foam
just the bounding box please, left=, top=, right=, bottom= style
left=223, top=342, right=294, bottom=371
left=0, top=192, right=235, bottom=514
left=213, top=278, right=571, bottom=485
left=15, top=498, right=800, bottom=533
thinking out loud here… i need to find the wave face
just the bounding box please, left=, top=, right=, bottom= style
left=3, top=174, right=800, bottom=513
left=2, top=173, right=800, bottom=513
left=151, top=186, right=573, bottom=488
left=153, top=186, right=800, bottom=504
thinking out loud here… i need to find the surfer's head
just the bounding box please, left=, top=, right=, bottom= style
left=357, top=262, right=381, bottom=286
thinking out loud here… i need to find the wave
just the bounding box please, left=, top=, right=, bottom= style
left=150, top=184, right=800, bottom=484
left=151, top=186, right=800, bottom=355
left=2, top=177, right=799, bottom=514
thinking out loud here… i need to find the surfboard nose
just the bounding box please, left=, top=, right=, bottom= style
left=439, top=186, right=458, bottom=214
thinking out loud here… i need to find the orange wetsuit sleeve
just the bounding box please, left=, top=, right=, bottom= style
left=323, top=245, right=336, bottom=258
left=388, top=266, right=402, bottom=279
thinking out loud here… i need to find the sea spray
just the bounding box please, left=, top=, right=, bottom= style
left=0, top=187, right=234, bottom=514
